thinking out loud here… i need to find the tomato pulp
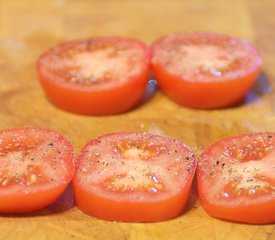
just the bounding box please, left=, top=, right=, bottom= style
left=37, top=37, right=150, bottom=115
left=151, top=32, right=262, bottom=109
left=0, top=128, right=75, bottom=213
left=73, top=132, right=196, bottom=222
left=197, top=133, right=275, bottom=224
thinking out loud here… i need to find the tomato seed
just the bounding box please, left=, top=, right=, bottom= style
left=1, top=178, right=9, bottom=186
left=30, top=174, right=37, bottom=184
left=223, top=192, right=229, bottom=198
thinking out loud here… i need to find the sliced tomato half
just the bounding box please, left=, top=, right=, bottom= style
left=197, top=132, right=275, bottom=224
left=151, top=32, right=262, bottom=109
left=0, top=127, right=75, bottom=213
left=36, top=37, right=150, bottom=115
left=73, top=132, right=196, bottom=222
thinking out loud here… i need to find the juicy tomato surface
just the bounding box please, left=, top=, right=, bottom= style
left=151, top=32, right=262, bottom=109
left=37, top=37, right=150, bottom=115
left=0, top=127, right=75, bottom=213
left=197, top=133, right=275, bottom=224
left=73, top=132, right=196, bottom=222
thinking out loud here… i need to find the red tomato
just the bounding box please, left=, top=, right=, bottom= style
left=0, top=127, right=75, bottom=213
left=73, top=132, right=196, bottom=222
left=151, top=32, right=262, bottom=109
left=36, top=37, right=150, bottom=115
left=197, top=133, right=275, bottom=224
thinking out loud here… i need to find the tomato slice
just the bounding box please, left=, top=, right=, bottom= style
left=0, top=127, right=75, bottom=213
left=197, top=133, right=275, bottom=224
left=73, top=132, right=196, bottom=222
left=36, top=37, right=150, bottom=115
left=151, top=32, right=262, bottom=109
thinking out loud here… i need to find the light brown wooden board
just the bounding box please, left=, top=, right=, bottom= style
left=0, top=0, right=274, bottom=239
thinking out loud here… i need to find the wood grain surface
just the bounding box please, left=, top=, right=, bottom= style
left=0, top=0, right=275, bottom=239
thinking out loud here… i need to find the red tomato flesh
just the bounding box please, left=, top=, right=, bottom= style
left=73, top=132, right=196, bottom=222
left=197, top=133, right=275, bottom=224
left=151, top=32, right=262, bottom=109
left=37, top=37, right=150, bottom=115
left=0, top=128, right=75, bottom=213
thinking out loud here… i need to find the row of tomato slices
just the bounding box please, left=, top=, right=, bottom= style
left=36, top=32, right=262, bottom=115
left=0, top=127, right=274, bottom=224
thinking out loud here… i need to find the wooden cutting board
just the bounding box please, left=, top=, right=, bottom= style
left=0, top=0, right=274, bottom=239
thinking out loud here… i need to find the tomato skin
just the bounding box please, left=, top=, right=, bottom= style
left=197, top=133, right=275, bottom=224
left=0, top=127, right=75, bottom=213
left=151, top=32, right=262, bottom=109
left=38, top=71, right=148, bottom=115
left=36, top=37, right=150, bottom=115
left=0, top=186, right=67, bottom=213
left=197, top=193, right=275, bottom=224
left=73, top=180, right=193, bottom=222
left=73, top=132, right=197, bottom=222
left=152, top=65, right=261, bottom=109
